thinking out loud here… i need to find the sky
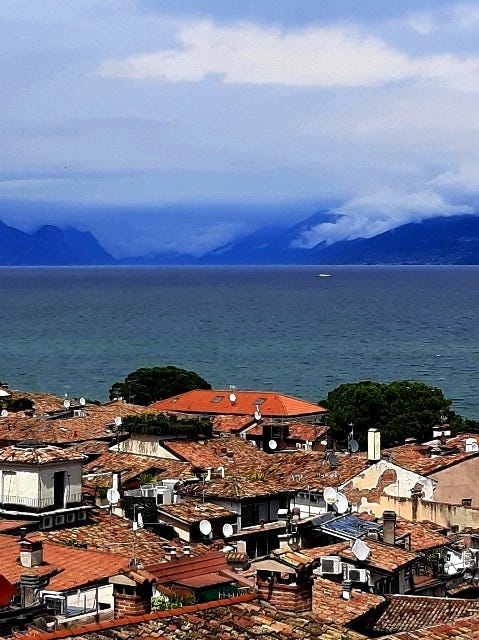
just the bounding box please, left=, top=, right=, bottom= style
left=2, top=0, right=479, bottom=257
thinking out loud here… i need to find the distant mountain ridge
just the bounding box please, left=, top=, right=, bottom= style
left=0, top=220, right=115, bottom=265
left=2, top=213, right=479, bottom=265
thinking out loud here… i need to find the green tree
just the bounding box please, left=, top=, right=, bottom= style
left=324, top=380, right=464, bottom=448
left=109, top=365, right=211, bottom=406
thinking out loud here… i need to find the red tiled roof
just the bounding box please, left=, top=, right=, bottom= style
left=179, top=476, right=291, bottom=500
left=0, top=443, right=85, bottom=464
left=0, top=532, right=127, bottom=590
left=312, top=576, right=385, bottom=626
left=149, top=389, right=326, bottom=418
left=158, top=501, right=236, bottom=524
left=304, top=539, right=418, bottom=573
left=385, top=616, right=479, bottom=639
left=374, top=595, right=479, bottom=635
left=211, top=415, right=254, bottom=434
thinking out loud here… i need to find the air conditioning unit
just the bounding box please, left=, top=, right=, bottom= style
left=73, top=409, right=86, bottom=418
left=40, top=516, right=53, bottom=530
left=347, top=567, right=368, bottom=582
left=318, top=556, right=343, bottom=575
left=55, top=514, right=65, bottom=526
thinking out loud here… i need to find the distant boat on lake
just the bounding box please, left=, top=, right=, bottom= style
left=315, top=273, right=332, bottom=277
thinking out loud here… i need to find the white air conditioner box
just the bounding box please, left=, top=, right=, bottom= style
left=347, top=567, right=368, bottom=582
left=318, top=556, right=342, bottom=575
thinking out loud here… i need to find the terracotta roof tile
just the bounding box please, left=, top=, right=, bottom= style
left=312, top=576, right=385, bottom=625
left=211, top=415, right=254, bottom=434
left=40, top=510, right=210, bottom=565
left=374, top=594, right=479, bottom=634
left=158, top=501, right=236, bottom=523
left=0, top=532, right=127, bottom=590
left=179, top=475, right=291, bottom=500
left=384, top=615, right=479, bottom=639
left=0, top=443, right=85, bottom=464
left=304, top=538, right=418, bottom=573
left=15, top=596, right=368, bottom=640
left=149, top=389, right=326, bottom=418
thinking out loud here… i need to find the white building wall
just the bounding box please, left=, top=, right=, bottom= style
left=116, top=435, right=179, bottom=459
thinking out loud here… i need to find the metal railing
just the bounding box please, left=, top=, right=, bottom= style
left=0, top=493, right=82, bottom=510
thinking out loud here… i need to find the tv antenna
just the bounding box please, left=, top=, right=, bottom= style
left=332, top=491, right=349, bottom=514
left=268, top=439, right=278, bottom=450
left=323, top=486, right=338, bottom=505
left=63, top=399, right=71, bottom=409
left=254, top=404, right=262, bottom=421
left=114, top=416, right=122, bottom=427
left=0, top=410, right=8, bottom=418
left=106, top=487, right=120, bottom=505
left=79, top=397, right=86, bottom=406
left=222, top=523, right=234, bottom=538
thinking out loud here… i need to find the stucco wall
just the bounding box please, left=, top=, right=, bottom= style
left=118, top=435, right=179, bottom=459
left=429, top=456, right=479, bottom=507
left=0, top=462, right=82, bottom=507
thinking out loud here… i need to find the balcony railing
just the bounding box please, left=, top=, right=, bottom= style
left=0, top=493, right=82, bottom=511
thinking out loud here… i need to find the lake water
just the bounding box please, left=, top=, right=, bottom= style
left=1, top=265, right=479, bottom=418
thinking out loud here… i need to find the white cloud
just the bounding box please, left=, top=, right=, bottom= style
left=432, top=165, right=479, bottom=199
left=94, top=19, right=479, bottom=91
left=292, top=189, right=472, bottom=248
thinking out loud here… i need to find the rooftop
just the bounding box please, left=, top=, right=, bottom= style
left=312, top=576, right=385, bottom=626
left=0, top=443, right=85, bottom=465
left=158, top=501, right=237, bottom=524
left=178, top=475, right=292, bottom=500
left=149, top=389, right=326, bottom=418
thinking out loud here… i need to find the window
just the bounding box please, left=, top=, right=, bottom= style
left=462, top=498, right=473, bottom=508
left=254, top=398, right=266, bottom=405
left=211, top=396, right=224, bottom=403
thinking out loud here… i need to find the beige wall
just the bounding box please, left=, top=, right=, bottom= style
left=429, top=456, right=479, bottom=507
left=370, top=494, right=479, bottom=531
left=117, top=435, right=179, bottom=459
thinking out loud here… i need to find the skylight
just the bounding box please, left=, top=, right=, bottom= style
left=211, top=395, right=224, bottom=403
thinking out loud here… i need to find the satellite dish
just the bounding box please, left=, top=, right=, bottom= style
left=332, top=492, right=349, bottom=514
left=222, top=523, right=234, bottom=538
left=229, top=393, right=237, bottom=403
left=268, top=439, right=278, bottom=450
left=323, top=487, right=338, bottom=505
left=351, top=538, right=371, bottom=562
left=79, top=397, right=86, bottom=406
left=106, top=488, right=120, bottom=505
left=0, top=574, right=14, bottom=607
left=137, top=511, right=144, bottom=528
left=0, top=410, right=8, bottom=418
left=254, top=410, right=262, bottom=421
left=63, top=399, right=71, bottom=409
left=348, top=439, right=359, bottom=454
left=199, top=519, right=212, bottom=536
left=114, top=416, right=122, bottom=427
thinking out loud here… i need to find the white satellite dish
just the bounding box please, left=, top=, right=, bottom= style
left=333, top=492, right=349, bottom=514
left=323, top=487, right=338, bottom=505
left=63, top=399, right=71, bottom=409
left=254, top=410, right=262, bottom=421
left=114, top=416, right=122, bottom=427
left=106, top=488, right=120, bottom=505
left=229, top=393, right=237, bottom=403
left=268, top=439, right=278, bottom=450
left=199, top=519, right=212, bottom=536
left=351, top=538, right=371, bottom=562
left=79, top=397, right=86, bottom=406
left=222, top=523, right=234, bottom=538
left=0, top=409, right=8, bottom=417
left=137, top=511, right=144, bottom=528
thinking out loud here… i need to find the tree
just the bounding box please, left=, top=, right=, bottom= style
left=109, top=365, right=211, bottom=406
left=323, top=380, right=464, bottom=448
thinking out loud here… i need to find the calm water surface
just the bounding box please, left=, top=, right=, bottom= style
left=1, top=265, right=479, bottom=417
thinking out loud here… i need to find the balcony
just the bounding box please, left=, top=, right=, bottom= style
left=0, top=493, right=83, bottom=512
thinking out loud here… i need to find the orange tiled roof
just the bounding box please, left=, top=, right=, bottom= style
left=374, top=594, right=479, bottom=635
left=393, top=517, right=449, bottom=552
left=312, top=576, right=385, bottom=626
left=179, top=476, right=292, bottom=500
left=304, top=538, right=418, bottom=573
left=0, top=532, right=128, bottom=590
left=158, top=501, right=236, bottom=524
left=0, top=443, right=85, bottom=464
left=15, top=595, right=368, bottom=640
left=40, top=511, right=211, bottom=565
left=149, top=389, right=326, bottom=418
left=211, top=415, right=254, bottom=434
left=385, top=433, right=479, bottom=476
left=385, top=616, right=479, bottom=639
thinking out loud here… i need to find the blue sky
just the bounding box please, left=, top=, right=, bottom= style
left=1, top=0, right=479, bottom=256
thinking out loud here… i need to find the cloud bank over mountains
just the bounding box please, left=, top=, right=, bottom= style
left=1, top=1, right=479, bottom=256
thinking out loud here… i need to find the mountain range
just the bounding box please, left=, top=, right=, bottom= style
left=1, top=213, right=479, bottom=265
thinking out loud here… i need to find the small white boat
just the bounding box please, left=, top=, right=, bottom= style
left=315, top=273, right=332, bottom=277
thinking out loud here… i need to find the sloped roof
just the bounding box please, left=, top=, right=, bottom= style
left=17, top=596, right=368, bottom=640
left=211, top=415, right=254, bottom=434
left=0, top=443, right=85, bottom=465
left=304, top=539, right=418, bottom=573
left=385, top=433, right=479, bottom=476
left=149, top=389, right=326, bottom=418
left=0, top=532, right=127, bottom=590
left=158, top=501, right=236, bottom=524
left=40, top=511, right=210, bottom=565
left=179, top=476, right=292, bottom=500
left=312, top=576, right=385, bottom=626
left=384, top=616, right=479, bottom=639
left=373, top=594, right=479, bottom=635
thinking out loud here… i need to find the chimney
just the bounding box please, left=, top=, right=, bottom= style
left=382, top=510, right=397, bottom=545
left=183, top=545, right=191, bottom=556
left=341, top=579, right=353, bottom=600
left=278, top=533, right=290, bottom=551
left=205, top=467, right=213, bottom=481
left=20, top=574, right=41, bottom=607
left=19, top=540, right=43, bottom=568
left=368, top=429, right=381, bottom=463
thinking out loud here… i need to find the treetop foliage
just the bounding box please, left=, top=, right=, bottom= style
left=109, top=365, right=211, bottom=406
left=323, top=380, right=467, bottom=448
